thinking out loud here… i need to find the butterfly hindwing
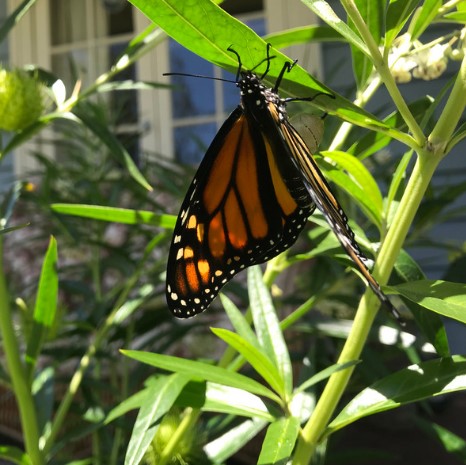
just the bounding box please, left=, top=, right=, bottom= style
left=278, top=120, right=400, bottom=319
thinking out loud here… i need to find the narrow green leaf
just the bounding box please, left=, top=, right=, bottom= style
left=51, top=204, right=176, bottom=229
left=447, top=120, right=466, bottom=152
left=320, top=150, right=383, bottom=226
left=388, top=279, right=466, bottom=324
left=96, top=80, right=172, bottom=93
left=32, top=367, right=55, bottom=435
left=442, top=11, right=466, bottom=23
left=248, top=267, right=293, bottom=396
left=0, top=446, right=32, bottom=465
left=0, top=0, right=37, bottom=43
left=415, top=417, right=466, bottom=461
left=32, top=237, right=58, bottom=327
left=72, top=107, right=152, bottom=191
left=257, top=417, right=300, bottom=465
left=106, top=376, right=163, bottom=424
left=122, top=350, right=281, bottom=403
left=295, top=360, right=360, bottom=393
left=1, top=182, right=27, bottom=228
left=393, top=251, right=450, bottom=357
left=205, top=418, right=267, bottom=463
left=349, top=0, right=383, bottom=88
left=409, top=0, right=442, bottom=39
left=318, top=164, right=381, bottom=227
left=385, top=0, right=420, bottom=48
left=125, top=373, right=191, bottom=465
left=264, top=25, right=345, bottom=48
left=328, top=356, right=466, bottom=433
left=212, top=327, right=285, bottom=397
left=220, top=294, right=259, bottom=348
left=25, top=237, right=58, bottom=378
left=386, top=151, right=413, bottom=221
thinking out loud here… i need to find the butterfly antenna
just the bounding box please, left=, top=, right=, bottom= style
left=227, top=46, right=242, bottom=82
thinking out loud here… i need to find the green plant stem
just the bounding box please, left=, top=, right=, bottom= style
left=0, top=239, right=44, bottom=465
left=42, top=243, right=158, bottom=456
left=158, top=408, right=201, bottom=465
left=329, top=75, right=381, bottom=151
left=340, top=0, right=425, bottom=146
left=429, top=53, right=466, bottom=149
left=292, top=151, right=440, bottom=465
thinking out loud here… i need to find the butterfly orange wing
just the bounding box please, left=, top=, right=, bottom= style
left=166, top=107, right=314, bottom=318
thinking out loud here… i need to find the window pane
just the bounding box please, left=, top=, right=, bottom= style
left=222, top=17, right=266, bottom=113
left=169, top=41, right=215, bottom=118
left=51, top=0, right=87, bottom=45
left=174, top=124, right=217, bottom=165
left=101, top=0, right=133, bottom=35
left=52, top=50, right=90, bottom=90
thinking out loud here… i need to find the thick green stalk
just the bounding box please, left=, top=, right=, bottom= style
left=292, top=46, right=466, bottom=465
left=292, top=150, right=440, bottom=464
left=0, top=239, right=44, bottom=465
left=158, top=408, right=201, bottom=465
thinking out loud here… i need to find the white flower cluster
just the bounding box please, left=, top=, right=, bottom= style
left=388, top=35, right=463, bottom=83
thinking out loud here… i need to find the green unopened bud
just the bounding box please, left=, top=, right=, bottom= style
left=0, top=68, right=44, bottom=131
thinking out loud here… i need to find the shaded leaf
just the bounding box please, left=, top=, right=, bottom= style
left=393, top=251, right=450, bottom=357
left=295, top=360, right=360, bottom=393
left=0, top=446, right=32, bottom=465
left=72, top=106, right=152, bottom=191
left=415, top=417, right=466, bottom=461
left=349, top=0, right=383, bottom=88
left=388, top=280, right=466, bottom=324
left=328, top=356, right=466, bottom=433
left=385, top=0, right=420, bottom=48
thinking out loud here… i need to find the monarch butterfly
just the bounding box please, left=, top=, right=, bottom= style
left=166, top=45, right=401, bottom=322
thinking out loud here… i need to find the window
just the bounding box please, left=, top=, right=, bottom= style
left=49, top=0, right=139, bottom=160
left=167, top=13, right=266, bottom=164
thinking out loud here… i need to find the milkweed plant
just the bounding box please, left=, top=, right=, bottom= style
left=0, top=1, right=465, bottom=465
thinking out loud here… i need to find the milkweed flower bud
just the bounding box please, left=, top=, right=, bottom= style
left=0, top=68, right=44, bottom=131
left=412, top=43, right=449, bottom=80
